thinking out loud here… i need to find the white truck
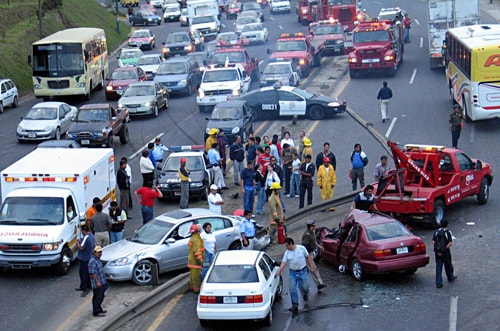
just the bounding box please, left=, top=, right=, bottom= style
left=196, top=63, right=251, bottom=112
left=187, top=0, right=220, bottom=21
left=0, top=148, right=116, bottom=275
left=427, top=0, right=479, bottom=69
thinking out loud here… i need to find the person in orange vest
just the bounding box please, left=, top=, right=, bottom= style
left=187, top=224, right=205, bottom=293
left=85, top=197, right=101, bottom=233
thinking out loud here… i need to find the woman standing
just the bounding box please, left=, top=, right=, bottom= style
left=254, top=164, right=267, bottom=214
left=187, top=224, right=205, bottom=293
left=265, top=165, right=281, bottom=199
left=201, top=222, right=217, bottom=279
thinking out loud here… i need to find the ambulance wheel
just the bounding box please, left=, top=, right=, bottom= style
left=431, top=200, right=445, bottom=229
left=54, top=247, right=72, bottom=275
left=477, top=177, right=489, bottom=205
left=463, top=101, right=472, bottom=122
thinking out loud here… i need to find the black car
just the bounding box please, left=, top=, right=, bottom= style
left=162, top=30, right=203, bottom=59
left=204, top=100, right=254, bottom=145
left=154, top=56, right=201, bottom=96
left=129, top=10, right=161, bottom=26
left=238, top=85, right=346, bottom=120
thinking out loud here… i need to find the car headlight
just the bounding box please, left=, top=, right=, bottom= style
left=179, top=79, right=187, bottom=86
left=148, top=18, right=152, bottom=21
left=144, top=102, right=152, bottom=107
left=384, top=55, right=394, bottom=61
left=302, top=8, right=308, bottom=14
left=185, top=45, right=193, bottom=51
left=328, top=101, right=341, bottom=107
left=33, top=84, right=41, bottom=89
left=210, top=26, right=217, bottom=32
left=106, top=86, right=113, bottom=91
left=190, top=182, right=203, bottom=188
left=43, top=241, right=62, bottom=251
left=118, top=103, right=124, bottom=108
left=108, top=257, right=131, bottom=266
left=348, top=57, right=357, bottom=63
left=44, top=125, right=53, bottom=131
left=76, top=82, right=85, bottom=88
left=68, top=133, right=76, bottom=139
left=337, top=40, right=344, bottom=45
left=232, top=127, right=240, bottom=134
left=232, top=88, right=240, bottom=96
left=158, top=183, right=169, bottom=188
left=198, top=89, right=205, bottom=98
left=163, top=47, right=170, bottom=53
left=299, top=59, right=306, bottom=65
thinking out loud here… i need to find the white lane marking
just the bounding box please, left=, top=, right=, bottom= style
left=385, top=117, right=397, bottom=138
left=222, top=23, right=226, bottom=28
left=420, top=37, right=423, bottom=48
left=449, top=296, right=458, bottom=331
left=409, top=69, right=417, bottom=84
left=129, top=133, right=165, bottom=160
left=259, top=60, right=265, bottom=66
left=414, top=19, right=420, bottom=26
left=279, top=25, right=283, bottom=30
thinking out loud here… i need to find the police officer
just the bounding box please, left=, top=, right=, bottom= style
left=449, top=104, right=464, bottom=148
left=240, top=210, right=256, bottom=250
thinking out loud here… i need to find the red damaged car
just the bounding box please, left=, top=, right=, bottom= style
left=316, top=209, right=429, bottom=281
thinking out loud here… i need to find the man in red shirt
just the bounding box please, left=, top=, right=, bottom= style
left=134, top=181, right=163, bottom=225
left=257, top=145, right=272, bottom=176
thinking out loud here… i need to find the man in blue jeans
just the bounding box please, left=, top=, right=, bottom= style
left=275, top=237, right=315, bottom=313
left=240, top=161, right=256, bottom=212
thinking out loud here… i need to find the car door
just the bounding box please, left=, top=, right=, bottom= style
left=339, top=225, right=359, bottom=267
left=262, top=253, right=279, bottom=298
left=159, top=220, right=194, bottom=271
left=200, top=216, right=237, bottom=250
left=255, top=90, right=279, bottom=120
left=1, top=81, right=12, bottom=106
left=258, top=256, right=274, bottom=304
left=155, top=83, right=167, bottom=107
left=59, top=104, right=72, bottom=132
left=137, top=67, right=147, bottom=81
left=277, top=89, right=306, bottom=116
left=455, top=152, right=479, bottom=198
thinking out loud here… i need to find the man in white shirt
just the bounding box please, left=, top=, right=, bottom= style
left=140, top=149, right=155, bottom=186
left=207, top=184, right=224, bottom=214
left=276, top=237, right=315, bottom=313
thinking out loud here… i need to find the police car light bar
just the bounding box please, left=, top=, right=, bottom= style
left=168, top=145, right=205, bottom=152
left=404, top=144, right=445, bottom=152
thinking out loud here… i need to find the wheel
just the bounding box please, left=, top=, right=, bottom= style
left=431, top=199, right=445, bottom=229
left=262, top=309, right=272, bottom=326
left=477, top=177, right=489, bottom=205
left=308, top=105, right=325, bottom=120
left=53, top=247, right=72, bottom=275
left=131, top=21, right=135, bottom=26
left=158, top=21, right=161, bottom=26
left=349, top=70, right=359, bottom=79
left=106, top=134, right=113, bottom=147
left=313, top=53, right=321, bottom=67
left=0, top=102, right=5, bottom=113
left=449, top=85, right=455, bottom=105
left=463, top=100, right=472, bottom=122
left=186, top=82, right=192, bottom=96
left=302, top=65, right=310, bottom=78
left=153, top=104, right=159, bottom=117
left=228, top=240, right=242, bottom=250
left=55, top=127, right=61, bottom=140
left=199, top=319, right=209, bottom=327
left=164, top=18, right=167, bottom=23
left=252, top=67, right=260, bottom=81
left=165, top=95, right=169, bottom=109
left=387, top=65, right=397, bottom=77
left=405, top=268, right=417, bottom=275
left=119, top=125, right=129, bottom=144
left=351, top=258, right=364, bottom=281
left=12, top=96, right=18, bottom=107
left=132, top=260, right=156, bottom=285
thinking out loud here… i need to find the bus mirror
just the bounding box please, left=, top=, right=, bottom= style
left=84, top=50, right=90, bottom=62
left=27, top=55, right=32, bottom=66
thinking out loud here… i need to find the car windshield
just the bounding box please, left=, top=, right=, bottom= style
left=131, top=31, right=150, bottom=38
left=167, top=33, right=190, bottom=43
left=163, top=155, right=205, bottom=171
left=121, top=50, right=142, bottom=59
left=0, top=197, right=64, bottom=225
left=264, top=64, right=290, bottom=74
left=140, top=10, right=155, bottom=16
left=313, top=25, right=343, bottom=35
left=207, top=265, right=259, bottom=283
left=138, top=57, right=160, bottom=66
left=243, top=3, right=260, bottom=11
left=291, top=88, right=314, bottom=99
left=203, top=69, right=238, bottom=82
left=236, top=17, right=257, bottom=25
left=242, top=24, right=262, bottom=32
left=365, top=221, right=412, bottom=241
left=211, top=107, right=242, bottom=120
left=192, top=16, right=214, bottom=24
left=211, top=52, right=245, bottom=63
left=123, top=85, right=155, bottom=97
left=275, top=40, right=306, bottom=52
left=127, top=219, right=173, bottom=244
left=354, top=30, right=390, bottom=43
left=25, top=106, right=57, bottom=120
left=166, top=6, right=179, bottom=12
left=111, top=70, right=137, bottom=80
left=76, top=108, right=110, bottom=121
left=157, top=62, right=188, bottom=75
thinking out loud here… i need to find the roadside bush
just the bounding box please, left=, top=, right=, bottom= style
left=42, top=0, right=62, bottom=11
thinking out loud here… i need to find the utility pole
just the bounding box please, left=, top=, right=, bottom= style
left=38, top=0, right=42, bottom=38
left=116, top=0, right=120, bottom=34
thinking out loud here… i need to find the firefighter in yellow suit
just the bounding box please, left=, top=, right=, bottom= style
left=205, top=128, right=218, bottom=153
left=317, top=157, right=336, bottom=201
left=187, top=224, right=205, bottom=293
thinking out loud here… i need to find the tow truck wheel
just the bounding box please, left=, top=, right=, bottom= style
left=431, top=200, right=445, bottom=229
left=477, top=178, right=489, bottom=205
left=54, top=247, right=72, bottom=275
left=119, top=125, right=129, bottom=144
left=308, top=105, right=325, bottom=120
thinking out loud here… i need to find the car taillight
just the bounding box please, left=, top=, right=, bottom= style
left=199, top=295, right=217, bottom=304
left=244, top=294, right=263, bottom=303
left=374, top=249, right=391, bottom=258
left=414, top=243, right=426, bottom=253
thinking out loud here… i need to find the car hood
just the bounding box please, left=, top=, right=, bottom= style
left=18, top=119, right=59, bottom=130
left=108, top=79, right=137, bottom=87
left=68, top=121, right=108, bottom=132
left=102, top=239, right=152, bottom=262
left=272, top=50, right=307, bottom=59
left=139, top=64, right=159, bottom=72
left=129, top=37, right=151, bottom=43
left=165, top=41, right=189, bottom=48
left=261, top=73, right=289, bottom=81
left=207, top=118, right=241, bottom=130
left=155, top=73, right=188, bottom=82
left=241, top=30, right=264, bottom=37
left=311, top=94, right=338, bottom=103
left=158, top=169, right=205, bottom=183
left=118, top=95, right=155, bottom=104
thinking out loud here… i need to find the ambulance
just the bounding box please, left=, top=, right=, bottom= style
left=0, top=148, right=116, bottom=275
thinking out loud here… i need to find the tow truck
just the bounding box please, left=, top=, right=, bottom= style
left=373, top=141, right=493, bottom=228
left=267, top=32, right=323, bottom=77
left=308, top=19, right=346, bottom=55
left=347, top=19, right=404, bottom=78
left=209, top=40, right=259, bottom=81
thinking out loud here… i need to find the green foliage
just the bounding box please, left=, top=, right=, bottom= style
left=42, top=0, right=63, bottom=11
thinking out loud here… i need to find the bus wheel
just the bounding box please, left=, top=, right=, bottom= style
left=97, top=72, right=104, bottom=90
left=463, top=100, right=472, bottom=122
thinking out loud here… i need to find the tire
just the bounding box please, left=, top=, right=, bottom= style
left=302, top=65, right=310, bottom=78
left=54, top=247, right=72, bottom=275
left=132, top=260, right=156, bottom=285
left=131, top=21, right=135, bottom=26
left=308, top=105, right=325, bottom=120
left=119, top=125, right=129, bottom=144
left=55, top=127, right=61, bottom=140
left=405, top=268, right=417, bottom=275
left=431, top=199, right=445, bottom=229
left=349, top=70, right=359, bottom=79
left=477, top=177, right=489, bottom=205
left=387, top=66, right=397, bottom=77
left=351, top=258, right=364, bottom=281
left=252, top=67, right=260, bottom=81
left=262, top=309, right=272, bottom=326
left=153, top=104, right=159, bottom=117
left=12, top=96, right=18, bottom=107
left=97, top=72, right=104, bottom=90
left=463, top=100, right=472, bottom=122
left=1, top=102, right=5, bottom=113
left=229, top=240, right=242, bottom=250
left=106, top=134, right=113, bottom=148
left=313, top=53, right=321, bottom=67
left=199, top=319, right=209, bottom=327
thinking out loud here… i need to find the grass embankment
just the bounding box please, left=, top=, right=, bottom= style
left=0, top=0, right=131, bottom=96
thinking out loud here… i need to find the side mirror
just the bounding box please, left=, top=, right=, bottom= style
left=165, top=238, right=176, bottom=244
left=476, top=160, right=483, bottom=171
left=205, top=117, right=210, bottom=120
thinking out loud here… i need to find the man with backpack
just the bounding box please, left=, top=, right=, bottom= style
left=432, top=219, right=457, bottom=288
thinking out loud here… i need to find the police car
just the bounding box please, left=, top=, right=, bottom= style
left=237, top=84, right=346, bottom=120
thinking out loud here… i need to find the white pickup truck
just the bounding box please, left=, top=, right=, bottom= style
left=196, top=64, right=251, bottom=112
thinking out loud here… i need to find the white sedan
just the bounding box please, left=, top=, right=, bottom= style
left=240, top=23, right=268, bottom=44
left=197, top=250, right=283, bottom=326
left=16, top=102, right=77, bottom=142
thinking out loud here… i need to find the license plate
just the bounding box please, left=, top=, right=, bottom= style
left=209, top=98, right=216, bottom=102
left=223, top=296, right=237, bottom=304
left=396, top=247, right=408, bottom=254
left=117, top=90, right=123, bottom=95
left=362, top=59, right=380, bottom=63
left=174, top=191, right=181, bottom=196
left=170, top=16, right=175, bottom=19
left=28, top=133, right=36, bottom=138
left=81, top=139, right=90, bottom=145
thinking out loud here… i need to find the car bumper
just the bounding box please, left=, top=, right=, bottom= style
left=123, top=105, right=156, bottom=116
left=103, top=263, right=134, bottom=281
left=197, top=95, right=231, bottom=107
left=349, top=61, right=396, bottom=71
left=105, top=89, right=125, bottom=99
left=0, top=253, right=61, bottom=269
left=197, top=302, right=271, bottom=321
left=129, top=42, right=152, bottom=49
left=158, top=185, right=206, bottom=198
left=34, top=87, right=86, bottom=98
left=17, top=130, right=54, bottom=140
left=163, top=84, right=189, bottom=94
left=360, top=255, right=430, bottom=274
left=271, top=6, right=291, bottom=12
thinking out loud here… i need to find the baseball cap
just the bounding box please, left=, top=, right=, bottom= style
left=210, top=184, right=218, bottom=190
left=94, top=246, right=103, bottom=253
left=306, top=219, right=316, bottom=226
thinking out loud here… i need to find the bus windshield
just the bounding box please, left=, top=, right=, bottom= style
left=32, top=43, right=84, bottom=77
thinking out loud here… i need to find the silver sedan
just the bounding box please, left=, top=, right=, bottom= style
left=16, top=102, right=77, bottom=142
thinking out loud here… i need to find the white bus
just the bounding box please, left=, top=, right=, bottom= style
left=30, top=27, right=109, bottom=100
left=445, top=24, right=500, bottom=121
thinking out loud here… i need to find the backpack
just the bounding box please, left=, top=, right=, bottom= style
left=434, top=229, right=446, bottom=256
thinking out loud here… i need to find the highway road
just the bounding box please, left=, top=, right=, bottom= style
left=0, top=0, right=499, bottom=330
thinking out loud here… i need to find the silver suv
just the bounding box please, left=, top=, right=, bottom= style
left=0, top=78, right=18, bottom=113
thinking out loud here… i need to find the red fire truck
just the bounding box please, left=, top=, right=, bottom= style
left=347, top=19, right=404, bottom=78
left=296, top=0, right=319, bottom=25
left=319, top=0, right=366, bottom=32
left=373, top=141, right=493, bottom=228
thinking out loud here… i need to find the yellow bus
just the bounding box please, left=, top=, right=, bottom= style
left=445, top=24, right=500, bottom=121
left=30, top=28, right=109, bottom=100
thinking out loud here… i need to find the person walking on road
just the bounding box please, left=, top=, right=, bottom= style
left=188, top=224, right=205, bottom=293
left=275, top=237, right=315, bottom=313
left=449, top=104, right=464, bottom=148
left=75, top=225, right=95, bottom=292
left=240, top=210, right=257, bottom=250
left=134, top=181, right=163, bottom=225
left=317, top=157, right=336, bottom=202
left=301, top=220, right=326, bottom=290
left=432, top=219, right=457, bottom=288
left=88, top=246, right=108, bottom=317
left=201, top=222, right=217, bottom=279
left=179, top=157, right=190, bottom=209
left=377, top=81, right=393, bottom=123
left=230, top=135, right=245, bottom=185
left=350, top=143, right=368, bottom=191
left=373, top=155, right=390, bottom=182
left=299, top=155, right=315, bottom=209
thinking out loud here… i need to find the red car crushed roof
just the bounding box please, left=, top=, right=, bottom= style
left=316, top=209, right=429, bottom=281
